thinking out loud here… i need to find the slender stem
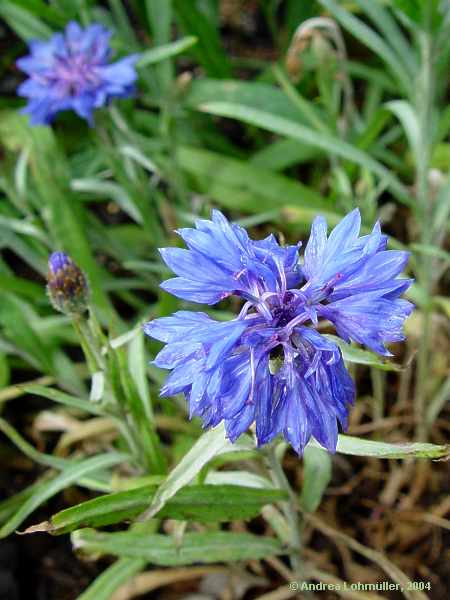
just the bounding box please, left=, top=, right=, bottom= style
left=266, top=444, right=302, bottom=574
left=72, top=314, right=105, bottom=374
left=413, top=28, right=435, bottom=442
left=371, top=368, right=385, bottom=425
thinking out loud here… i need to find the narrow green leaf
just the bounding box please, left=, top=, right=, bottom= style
left=0, top=480, right=47, bottom=525
left=318, top=0, right=410, bottom=92
left=0, top=1, right=53, bottom=40
left=176, top=145, right=328, bottom=213
left=310, top=435, right=449, bottom=459
left=138, top=36, right=198, bottom=67
left=185, top=78, right=311, bottom=122
left=385, top=100, right=421, bottom=166
left=173, top=0, right=231, bottom=77
left=77, top=557, right=146, bottom=600
left=353, top=0, right=417, bottom=76
left=137, top=423, right=247, bottom=521
left=72, top=530, right=283, bottom=565
left=391, top=0, right=421, bottom=23
left=324, top=335, right=402, bottom=372
left=28, top=484, right=287, bottom=534
left=19, top=384, right=104, bottom=415
left=0, top=453, right=125, bottom=538
left=411, top=243, right=450, bottom=264
left=0, top=274, right=45, bottom=301
left=251, top=138, right=322, bottom=171
left=300, top=447, right=332, bottom=513
left=0, top=294, right=52, bottom=373
left=197, top=102, right=410, bottom=204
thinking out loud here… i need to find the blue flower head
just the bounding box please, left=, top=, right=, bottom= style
left=16, top=21, right=139, bottom=126
left=144, top=210, right=413, bottom=454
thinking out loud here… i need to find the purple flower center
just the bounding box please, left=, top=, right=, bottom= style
left=53, top=53, right=100, bottom=95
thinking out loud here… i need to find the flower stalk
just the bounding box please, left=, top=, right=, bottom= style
left=266, top=444, right=302, bottom=574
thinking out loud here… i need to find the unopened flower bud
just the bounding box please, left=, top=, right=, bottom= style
left=47, top=252, right=88, bottom=315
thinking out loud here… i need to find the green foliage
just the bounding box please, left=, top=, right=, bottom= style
left=28, top=484, right=288, bottom=534
left=72, top=529, right=284, bottom=564
left=0, top=1, right=449, bottom=597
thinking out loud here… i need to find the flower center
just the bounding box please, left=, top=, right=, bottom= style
left=53, top=52, right=100, bottom=94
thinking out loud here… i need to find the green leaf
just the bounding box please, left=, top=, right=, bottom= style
left=138, top=36, right=198, bottom=67
left=251, top=138, right=322, bottom=171
left=173, top=0, right=231, bottom=77
left=411, top=243, right=450, bottom=264
left=324, top=335, right=402, bottom=372
left=72, top=530, right=283, bottom=565
left=77, top=557, right=146, bottom=600
left=391, top=0, right=421, bottom=23
left=176, top=145, right=328, bottom=214
left=185, top=78, right=312, bottom=122
left=0, top=294, right=52, bottom=373
left=300, top=447, right=332, bottom=513
left=0, top=452, right=126, bottom=538
left=0, top=1, right=53, bottom=40
left=385, top=100, right=421, bottom=167
left=137, top=423, right=251, bottom=521
left=353, top=0, right=416, bottom=76
left=27, top=484, right=287, bottom=534
left=19, top=384, right=104, bottom=415
left=197, top=102, right=410, bottom=204
left=310, top=435, right=449, bottom=459
left=318, top=0, right=410, bottom=92
left=0, top=273, right=45, bottom=301
left=0, top=480, right=47, bottom=525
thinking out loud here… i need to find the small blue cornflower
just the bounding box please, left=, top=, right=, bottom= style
left=144, top=210, right=413, bottom=454
left=16, top=21, right=139, bottom=126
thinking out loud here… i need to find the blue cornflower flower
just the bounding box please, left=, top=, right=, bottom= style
left=16, top=21, right=139, bottom=126
left=144, top=209, right=413, bottom=454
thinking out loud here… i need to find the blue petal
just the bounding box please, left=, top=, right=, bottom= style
left=319, top=294, right=414, bottom=355
left=160, top=277, right=229, bottom=304
left=143, top=311, right=211, bottom=343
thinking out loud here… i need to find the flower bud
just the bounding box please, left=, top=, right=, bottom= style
left=47, top=252, right=88, bottom=315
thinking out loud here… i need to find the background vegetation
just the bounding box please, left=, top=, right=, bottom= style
left=0, top=1, right=448, bottom=599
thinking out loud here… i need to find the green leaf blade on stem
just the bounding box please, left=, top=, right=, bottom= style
left=136, top=424, right=253, bottom=522
left=300, top=447, right=332, bottom=513
left=310, top=435, right=449, bottom=459
left=19, top=384, right=104, bottom=415
left=72, top=530, right=283, bottom=565
left=27, top=484, right=288, bottom=535
left=324, top=335, right=402, bottom=372
left=77, top=557, right=146, bottom=600
left=137, top=36, right=198, bottom=68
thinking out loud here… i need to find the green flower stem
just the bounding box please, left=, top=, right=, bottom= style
left=266, top=443, right=302, bottom=574
left=72, top=314, right=105, bottom=374
left=371, top=368, right=385, bottom=425
left=71, top=312, right=147, bottom=468
left=414, top=25, right=436, bottom=442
